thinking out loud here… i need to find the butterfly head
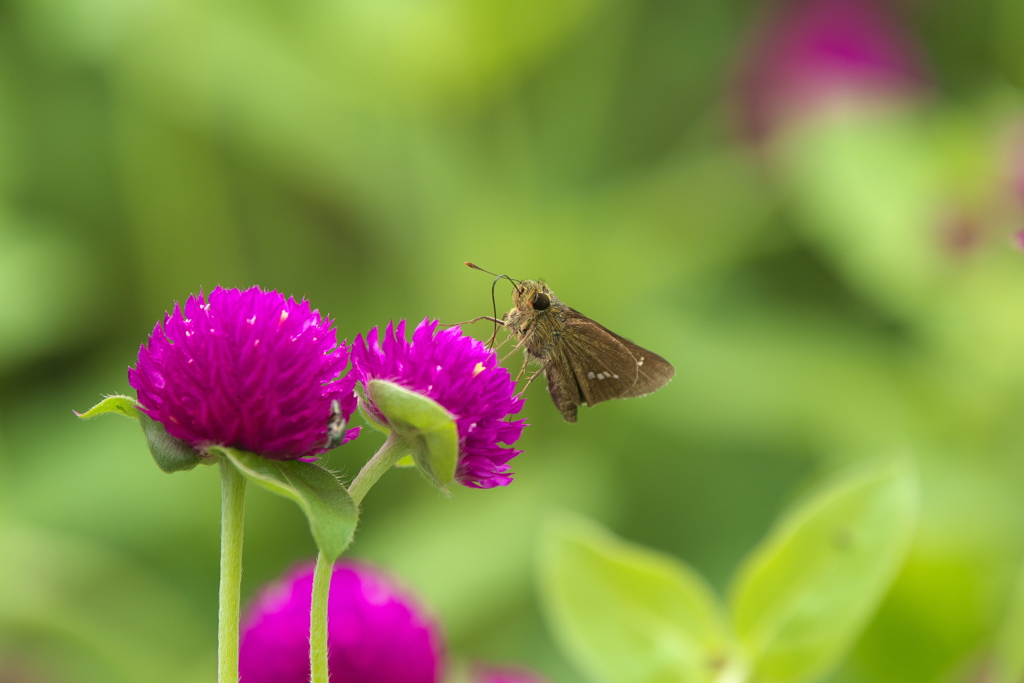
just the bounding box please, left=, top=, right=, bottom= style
left=512, top=280, right=555, bottom=313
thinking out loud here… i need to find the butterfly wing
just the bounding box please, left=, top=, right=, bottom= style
left=543, top=309, right=675, bottom=421
left=540, top=318, right=632, bottom=422
left=584, top=317, right=676, bottom=399
left=543, top=361, right=583, bottom=422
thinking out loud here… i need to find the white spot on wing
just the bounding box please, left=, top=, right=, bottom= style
left=638, top=356, right=645, bottom=367
left=587, top=372, right=596, bottom=379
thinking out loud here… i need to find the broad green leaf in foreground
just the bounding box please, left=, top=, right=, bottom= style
left=75, top=394, right=201, bottom=473
left=367, top=379, right=458, bottom=487
left=730, top=458, right=918, bottom=683
left=212, top=447, right=358, bottom=561
left=539, top=514, right=738, bottom=683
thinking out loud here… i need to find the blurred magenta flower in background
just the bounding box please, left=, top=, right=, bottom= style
left=351, top=319, right=526, bottom=489
left=128, top=286, right=359, bottom=460
left=239, top=562, right=444, bottom=683
left=734, top=0, right=929, bottom=141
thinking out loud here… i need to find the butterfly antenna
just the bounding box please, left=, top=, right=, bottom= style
left=466, top=262, right=520, bottom=348
left=465, top=262, right=521, bottom=290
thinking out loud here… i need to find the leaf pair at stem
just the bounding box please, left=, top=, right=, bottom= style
left=77, top=379, right=460, bottom=560
left=539, top=459, right=919, bottom=683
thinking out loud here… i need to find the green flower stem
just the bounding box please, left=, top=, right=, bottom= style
left=347, top=432, right=408, bottom=506
left=311, top=434, right=409, bottom=680
left=309, top=551, right=333, bottom=683
left=217, top=456, right=247, bottom=683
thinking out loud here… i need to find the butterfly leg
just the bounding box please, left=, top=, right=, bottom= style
left=487, top=334, right=513, bottom=355
left=440, top=315, right=503, bottom=327
left=515, top=365, right=544, bottom=396
left=441, top=316, right=506, bottom=348
left=500, top=336, right=529, bottom=365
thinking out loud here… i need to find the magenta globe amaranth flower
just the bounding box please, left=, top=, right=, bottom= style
left=350, top=319, right=526, bottom=489
left=239, top=562, right=443, bottom=683
left=128, top=286, right=359, bottom=460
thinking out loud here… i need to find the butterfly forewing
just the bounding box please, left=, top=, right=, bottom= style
left=594, top=318, right=676, bottom=397
left=560, top=312, right=674, bottom=405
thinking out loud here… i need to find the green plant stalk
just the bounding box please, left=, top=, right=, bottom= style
left=347, top=432, right=408, bottom=506
left=303, top=432, right=407, bottom=679
left=307, top=433, right=410, bottom=680
left=218, top=457, right=247, bottom=683
left=310, top=552, right=333, bottom=683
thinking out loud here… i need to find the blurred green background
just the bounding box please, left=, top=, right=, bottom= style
left=3, top=0, right=1024, bottom=680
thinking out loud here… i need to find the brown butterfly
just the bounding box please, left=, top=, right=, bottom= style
left=467, top=263, right=675, bottom=422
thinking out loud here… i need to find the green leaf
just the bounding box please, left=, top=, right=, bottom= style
left=729, top=458, right=918, bottom=683
left=212, top=447, right=358, bottom=561
left=367, top=379, right=458, bottom=488
left=538, top=514, right=738, bottom=683
left=75, top=394, right=141, bottom=420
left=76, top=395, right=201, bottom=473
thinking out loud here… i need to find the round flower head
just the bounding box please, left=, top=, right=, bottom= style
left=128, top=286, right=359, bottom=460
left=350, top=319, right=526, bottom=489
left=239, top=561, right=443, bottom=683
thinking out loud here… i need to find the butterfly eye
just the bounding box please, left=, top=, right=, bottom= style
left=532, top=292, right=550, bottom=311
